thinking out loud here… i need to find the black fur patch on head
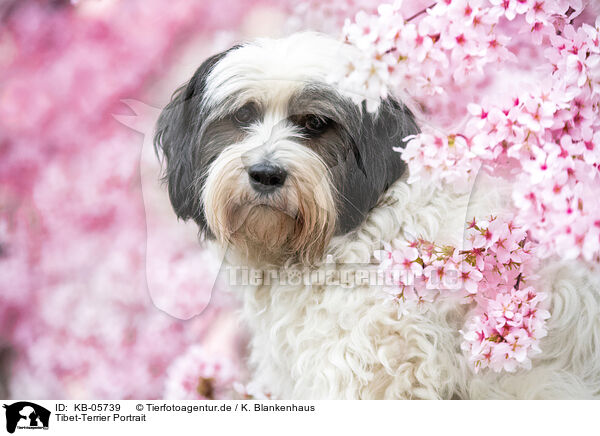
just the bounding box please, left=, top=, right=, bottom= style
left=288, top=85, right=419, bottom=234
left=153, top=46, right=240, bottom=233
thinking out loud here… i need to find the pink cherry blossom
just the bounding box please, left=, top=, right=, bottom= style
left=376, top=216, right=546, bottom=372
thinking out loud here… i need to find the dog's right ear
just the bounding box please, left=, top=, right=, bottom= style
left=153, top=49, right=233, bottom=230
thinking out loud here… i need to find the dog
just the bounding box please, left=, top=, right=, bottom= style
left=154, top=32, right=600, bottom=399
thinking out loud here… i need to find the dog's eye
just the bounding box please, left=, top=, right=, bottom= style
left=301, top=114, right=330, bottom=135
left=233, top=103, right=258, bottom=126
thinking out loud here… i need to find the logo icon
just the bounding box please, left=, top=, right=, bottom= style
left=2, top=402, right=50, bottom=434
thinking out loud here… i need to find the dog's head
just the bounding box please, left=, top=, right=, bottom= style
left=154, top=32, right=418, bottom=266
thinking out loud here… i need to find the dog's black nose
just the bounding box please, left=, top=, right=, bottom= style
left=248, top=163, right=287, bottom=192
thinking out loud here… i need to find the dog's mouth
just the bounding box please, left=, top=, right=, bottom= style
left=229, top=199, right=298, bottom=236
left=225, top=202, right=300, bottom=264
left=246, top=188, right=298, bottom=218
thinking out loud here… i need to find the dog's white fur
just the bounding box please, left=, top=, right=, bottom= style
left=192, top=33, right=600, bottom=399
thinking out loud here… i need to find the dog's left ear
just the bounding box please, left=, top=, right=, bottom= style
left=153, top=50, right=233, bottom=231
left=334, top=98, right=420, bottom=233
left=366, top=97, right=419, bottom=191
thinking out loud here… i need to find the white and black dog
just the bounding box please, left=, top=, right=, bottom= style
left=155, top=32, right=600, bottom=399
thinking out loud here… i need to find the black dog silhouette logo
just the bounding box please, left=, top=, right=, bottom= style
left=3, top=402, right=50, bottom=433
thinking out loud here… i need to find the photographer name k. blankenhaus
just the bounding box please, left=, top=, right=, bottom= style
left=254, top=404, right=315, bottom=412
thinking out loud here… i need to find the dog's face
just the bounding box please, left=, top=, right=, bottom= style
left=155, top=32, right=418, bottom=265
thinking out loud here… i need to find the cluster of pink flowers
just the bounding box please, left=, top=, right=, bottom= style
left=462, top=285, right=550, bottom=372
left=341, top=0, right=600, bottom=263
left=376, top=216, right=550, bottom=372
left=463, top=17, right=600, bottom=261
left=337, top=0, right=596, bottom=118
left=399, top=132, right=479, bottom=191
left=336, top=0, right=518, bottom=112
